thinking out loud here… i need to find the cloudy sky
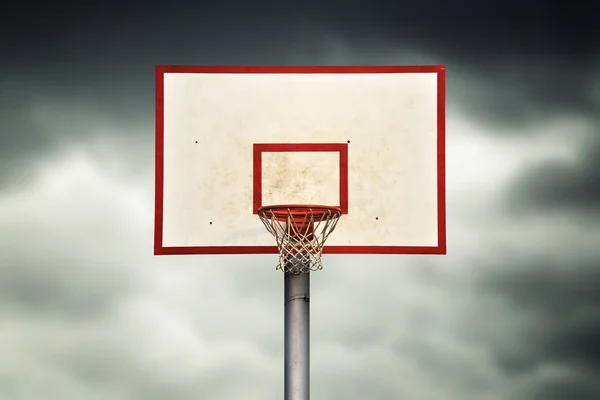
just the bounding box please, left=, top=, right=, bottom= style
left=1, top=1, right=599, bottom=399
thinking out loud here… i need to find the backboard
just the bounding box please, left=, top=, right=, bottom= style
left=155, top=66, right=446, bottom=255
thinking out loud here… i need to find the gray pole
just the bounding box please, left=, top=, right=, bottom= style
left=284, top=267, right=310, bottom=400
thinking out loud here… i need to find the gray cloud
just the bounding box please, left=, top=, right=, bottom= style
left=0, top=262, right=130, bottom=320
left=0, top=156, right=146, bottom=320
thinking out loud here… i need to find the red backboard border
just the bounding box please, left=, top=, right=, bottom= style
left=155, top=65, right=446, bottom=256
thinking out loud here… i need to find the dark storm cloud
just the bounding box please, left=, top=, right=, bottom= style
left=0, top=85, right=55, bottom=187
left=508, top=136, right=600, bottom=213
left=3, top=0, right=598, bottom=112
left=2, top=3, right=597, bottom=127
left=0, top=80, right=147, bottom=189
left=527, top=376, right=600, bottom=400
left=479, top=254, right=600, bottom=390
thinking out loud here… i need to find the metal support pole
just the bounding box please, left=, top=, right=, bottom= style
left=284, top=269, right=310, bottom=400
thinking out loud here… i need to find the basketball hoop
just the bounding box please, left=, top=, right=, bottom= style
left=258, top=205, right=342, bottom=273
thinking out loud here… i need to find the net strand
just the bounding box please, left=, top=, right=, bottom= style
left=258, top=207, right=342, bottom=273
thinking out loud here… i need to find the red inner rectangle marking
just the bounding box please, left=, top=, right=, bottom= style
left=253, top=143, right=349, bottom=214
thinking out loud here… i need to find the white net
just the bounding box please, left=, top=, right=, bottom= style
left=258, top=206, right=342, bottom=273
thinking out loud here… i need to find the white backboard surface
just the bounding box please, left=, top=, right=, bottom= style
left=155, top=66, right=446, bottom=255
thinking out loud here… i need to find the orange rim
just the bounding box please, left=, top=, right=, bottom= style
left=258, top=204, right=342, bottom=222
